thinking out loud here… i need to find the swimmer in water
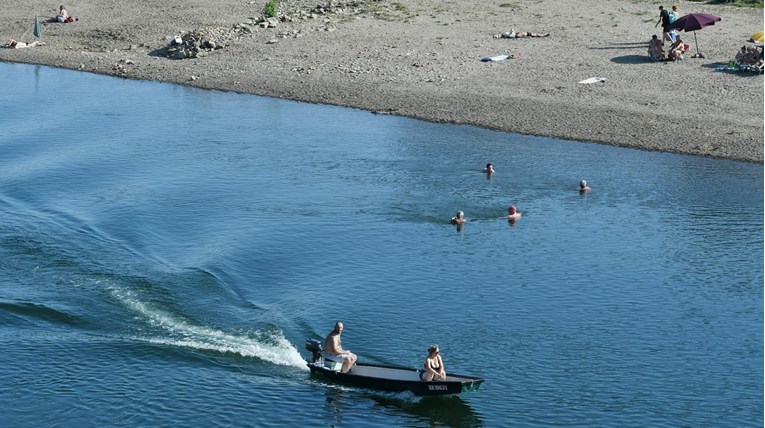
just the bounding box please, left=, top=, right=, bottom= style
left=507, top=205, right=522, bottom=222
left=450, top=211, right=466, bottom=225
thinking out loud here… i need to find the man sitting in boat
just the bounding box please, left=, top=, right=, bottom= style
left=420, top=344, right=446, bottom=381
left=325, top=321, right=357, bottom=373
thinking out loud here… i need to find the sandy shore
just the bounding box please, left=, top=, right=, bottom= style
left=1, top=0, right=762, bottom=163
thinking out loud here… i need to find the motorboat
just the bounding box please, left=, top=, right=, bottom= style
left=305, top=339, right=484, bottom=396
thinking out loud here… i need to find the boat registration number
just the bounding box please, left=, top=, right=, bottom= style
left=428, top=385, right=448, bottom=391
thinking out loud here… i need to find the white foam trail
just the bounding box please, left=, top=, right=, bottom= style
left=108, top=285, right=308, bottom=370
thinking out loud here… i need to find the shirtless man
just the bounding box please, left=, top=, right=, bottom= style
left=56, top=5, right=70, bottom=23
left=579, top=180, right=591, bottom=193
left=325, top=321, right=357, bottom=373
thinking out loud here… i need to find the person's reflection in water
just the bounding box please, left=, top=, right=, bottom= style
left=369, top=394, right=485, bottom=428
left=324, top=388, right=346, bottom=426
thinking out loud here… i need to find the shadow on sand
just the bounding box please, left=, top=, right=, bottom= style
left=610, top=54, right=654, bottom=64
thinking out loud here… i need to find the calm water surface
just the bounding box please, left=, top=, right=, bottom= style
left=0, top=63, right=762, bottom=427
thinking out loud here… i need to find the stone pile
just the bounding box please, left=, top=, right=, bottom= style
left=163, top=27, right=250, bottom=60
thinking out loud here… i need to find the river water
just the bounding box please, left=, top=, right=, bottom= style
left=0, top=63, right=762, bottom=427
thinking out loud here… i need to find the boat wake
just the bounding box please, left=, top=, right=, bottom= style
left=108, top=284, right=308, bottom=370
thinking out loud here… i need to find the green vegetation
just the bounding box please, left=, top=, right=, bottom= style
left=498, top=2, right=521, bottom=11
left=392, top=2, right=409, bottom=13
left=368, top=2, right=416, bottom=22
left=263, top=0, right=278, bottom=18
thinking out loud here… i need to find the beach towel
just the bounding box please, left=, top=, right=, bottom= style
left=481, top=55, right=509, bottom=62
left=578, top=77, right=607, bottom=84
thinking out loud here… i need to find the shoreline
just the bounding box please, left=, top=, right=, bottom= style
left=2, top=0, right=763, bottom=163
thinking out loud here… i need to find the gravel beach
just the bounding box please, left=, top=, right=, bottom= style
left=2, top=0, right=763, bottom=163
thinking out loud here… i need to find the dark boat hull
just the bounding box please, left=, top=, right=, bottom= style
left=307, top=362, right=483, bottom=396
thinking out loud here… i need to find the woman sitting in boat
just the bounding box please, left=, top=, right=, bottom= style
left=420, top=345, right=446, bottom=381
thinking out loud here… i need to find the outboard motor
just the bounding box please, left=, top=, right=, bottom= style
left=305, top=339, right=323, bottom=364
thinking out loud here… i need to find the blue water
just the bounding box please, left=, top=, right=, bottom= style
left=0, top=63, right=762, bottom=427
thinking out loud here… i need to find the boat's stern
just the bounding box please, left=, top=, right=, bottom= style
left=305, top=338, right=324, bottom=364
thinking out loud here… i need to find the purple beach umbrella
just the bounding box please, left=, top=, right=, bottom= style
left=668, top=13, right=722, bottom=58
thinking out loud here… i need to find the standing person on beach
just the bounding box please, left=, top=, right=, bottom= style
left=655, top=6, right=671, bottom=44
left=670, top=5, right=680, bottom=23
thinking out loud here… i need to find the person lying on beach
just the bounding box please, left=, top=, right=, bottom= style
left=648, top=35, right=665, bottom=61
left=752, top=58, right=764, bottom=72
left=497, top=30, right=550, bottom=39
left=4, top=39, right=45, bottom=49
left=741, top=47, right=762, bottom=65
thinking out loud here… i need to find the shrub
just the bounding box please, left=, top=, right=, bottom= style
left=263, top=0, right=279, bottom=18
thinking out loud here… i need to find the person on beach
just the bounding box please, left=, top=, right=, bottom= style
left=579, top=180, right=591, bottom=193
left=450, top=211, right=467, bottom=225
left=4, top=39, right=45, bottom=49
left=648, top=35, right=665, bottom=61
left=56, top=5, right=70, bottom=23
left=668, top=35, right=685, bottom=61
left=670, top=5, right=680, bottom=23
left=324, top=321, right=357, bottom=373
left=735, top=46, right=748, bottom=62
left=507, top=205, right=521, bottom=222
left=655, top=6, right=671, bottom=44
left=419, top=344, right=446, bottom=381
left=741, top=47, right=762, bottom=65
left=499, top=30, right=550, bottom=39
left=483, top=163, right=495, bottom=174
